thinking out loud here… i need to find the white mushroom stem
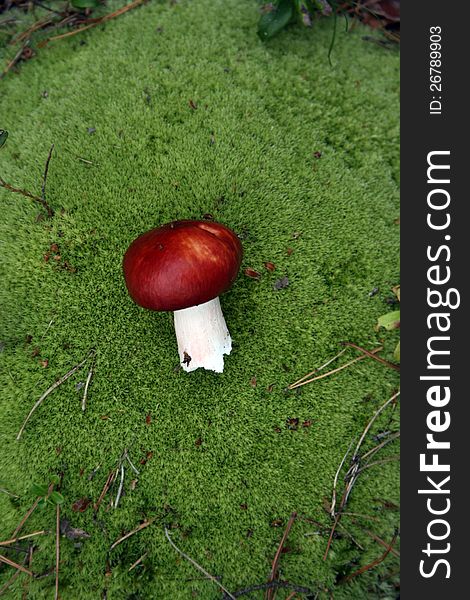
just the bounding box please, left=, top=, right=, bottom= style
left=173, top=297, right=232, bottom=373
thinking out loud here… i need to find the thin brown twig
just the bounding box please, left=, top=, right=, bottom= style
left=11, top=498, right=40, bottom=538
left=341, top=530, right=399, bottom=583
left=361, top=431, right=400, bottom=461
left=0, top=175, right=44, bottom=207
left=10, top=17, right=52, bottom=45
left=16, top=348, right=95, bottom=440
left=128, top=552, right=147, bottom=572
left=94, top=469, right=116, bottom=512
left=42, top=0, right=147, bottom=45
left=288, top=348, right=348, bottom=388
left=0, top=554, right=33, bottom=576
left=0, top=530, right=48, bottom=546
left=266, top=512, right=297, bottom=600
left=341, top=341, right=400, bottom=371
left=110, top=518, right=155, bottom=551
left=41, top=144, right=54, bottom=217
left=356, top=455, right=400, bottom=475
left=288, top=347, right=383, bottom=389
left=164, top=527, right=236, bottom=600
left=0, top=40, right=29, bottom=79
left=55, top=504, right=60, bottom=600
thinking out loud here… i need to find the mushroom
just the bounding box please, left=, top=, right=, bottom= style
left=123, top=220, right=243, bottom=373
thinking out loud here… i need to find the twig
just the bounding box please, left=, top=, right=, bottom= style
left=331, top=441, right=353, bottom=517
left=128, top=552, right=147, bottom=572
left=164, top=526, right=236, bottom=600
left=361, top=432, right=400, bottom=462
left=0, top=554, right=33, bottom=576
left=16, top=348, right=95, bottom=440
left=94, top=469, right=116, bottom=512
left=356, top=455, right=400, bottom=475
left=341, top=530, right=399, bottom=583
left=0, top=175, right=50, bottom=215
left=55, top=504, right=60, bottom=600
left=41, top=144, right=54, bottom=217
left=288, top=347, right=383, bottom=389
left=353, top=391, right=400, bottom=459
left=341, top=342, right=400, bottom=371
left=288, top=348, right=347, bottom=388
left=42, top=0, right=147, bottom=45
left=266, top=512, right=297, bottom=600
left=110, top=518, right=155, bottom=551
left=0, top=40, right=29, bottom=79
left=11, top=498, right=40, bottom=538
left=114, top=464, right=125, bottom=509
left=0, top=530, right=48, bottom=546
left=81, top=351, right=96, bottom=411
left=10, top=17, right=52, bottom=46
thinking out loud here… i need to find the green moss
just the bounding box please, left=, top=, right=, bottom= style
left=0, top=1, right=399, bottom=597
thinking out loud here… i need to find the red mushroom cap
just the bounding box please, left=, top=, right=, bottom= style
left=123, top=220, right=243, bottom=311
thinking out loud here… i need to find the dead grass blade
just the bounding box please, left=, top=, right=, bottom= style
left=266, top=512, right=297, bottom=600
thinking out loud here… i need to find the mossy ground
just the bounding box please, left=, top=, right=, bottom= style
left=0, top=1, right=399, bottom=598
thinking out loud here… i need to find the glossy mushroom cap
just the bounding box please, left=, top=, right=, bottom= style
left=123, top=220, right=243, bottom=311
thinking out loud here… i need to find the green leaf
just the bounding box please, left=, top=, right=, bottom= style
left=49, top=474, right=60, bottom=485
left=48, top=491, right=65, bottom=505
left=31, top=483, right=48, bottom=497
left=71, top=0, right=100, bottom=8
left=394, top=340, right=400, bottom=363
left=258, top=0, right=294, bottom=40
left=377, top=310, right=400, bottom=331
left=0, top=130, right=8, bottom=149
left=38, top=498, right=48, bottom=509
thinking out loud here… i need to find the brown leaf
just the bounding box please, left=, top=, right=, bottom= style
left=249, top=376, right=257, bottom=388
left=271, top=519, right=283, bottom=527
left=72, top=497, right=91, bottom=513
left=263, top=261, right=276, bottom=272
left=240, top=503, right=248, bottom=510
left=244, top=268, right=261, bottom=280
left=145, top=414, right=152, bottom=425
left=50, top=243, right=59, bottom=253
left=286, top=417, right=299, bottom=430
left=188, top=99, right=197, bottom=110
left=195, top=437, right=202, bottom=447
left=286, top=248, right=293, bottom=256
left=302, top=420, right=313, bottom=428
